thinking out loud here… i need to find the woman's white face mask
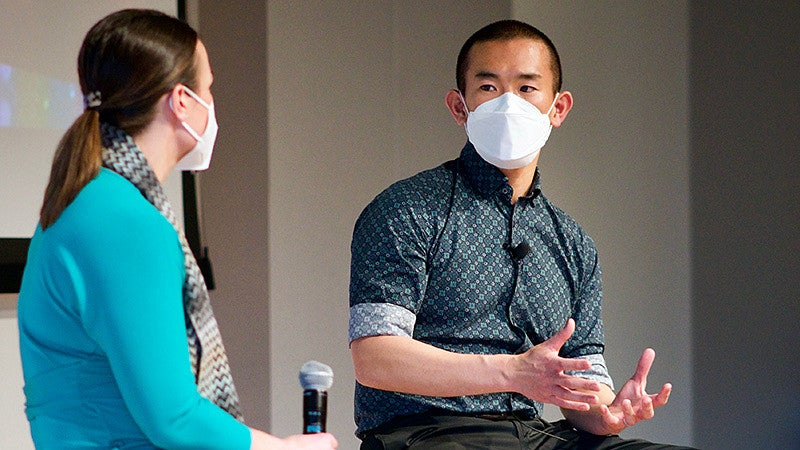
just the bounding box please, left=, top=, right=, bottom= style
left=463, top=92, right=558, bottom=170
left=170, top=86, right=218, bottom=171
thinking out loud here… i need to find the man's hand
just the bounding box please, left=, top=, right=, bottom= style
left=597, top=348, right=672, bottom=433
left=507, top=318, right=602, bottom=411
left=562, top=347, right=672, bottom=435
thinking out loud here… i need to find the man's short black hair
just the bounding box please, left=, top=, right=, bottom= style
left=456, top=19, right=562, bottom=95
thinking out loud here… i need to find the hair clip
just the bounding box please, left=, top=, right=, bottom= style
left=83, top=91, right=102, bottom=109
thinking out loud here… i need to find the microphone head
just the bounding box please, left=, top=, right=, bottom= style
left=299, top=360, right=334, bottom=391
left=513, top=242, right=531, bottom=259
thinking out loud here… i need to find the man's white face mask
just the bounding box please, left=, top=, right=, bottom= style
left=170, top=86, right=218, bottom=171
left=463, top=92, right=558, bottom=170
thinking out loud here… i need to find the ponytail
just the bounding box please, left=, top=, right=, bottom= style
left=39, top=109, right=103, bottom=229
left=39, top=9, right=200, bottom=229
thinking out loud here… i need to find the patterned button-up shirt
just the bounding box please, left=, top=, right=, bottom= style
left=349, top=143, right=613, bottom=437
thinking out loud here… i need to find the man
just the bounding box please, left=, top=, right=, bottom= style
left=349, top=20, right=693, bottom=449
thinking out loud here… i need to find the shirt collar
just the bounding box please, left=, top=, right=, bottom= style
left=458, top=142, right=542, bottom=200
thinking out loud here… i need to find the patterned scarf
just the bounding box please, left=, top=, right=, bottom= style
left=100, top=122, right=244, bottom=421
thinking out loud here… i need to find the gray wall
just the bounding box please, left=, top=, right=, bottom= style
left=265, top=2, right=508, bottom=448
left=514, top=2, right=693, bottom=445
left=194, top=0, right=271, bottom=430
left=193, top=2, right=510, bottom=448
left=690, top=2, right=800, bottom=449
left=195, top=1, right=699, bottom=449
left=0, top=1, right=773, bottom=449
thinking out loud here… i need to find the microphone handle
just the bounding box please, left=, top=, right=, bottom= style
left=303, top=389, right=327, bottom=434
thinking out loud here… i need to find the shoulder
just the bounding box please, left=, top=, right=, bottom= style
left=67, top=169, right=174, bottom=234
left=357, top=162, right=456, bottom=226
left=47, top=169, right=179, bottom=257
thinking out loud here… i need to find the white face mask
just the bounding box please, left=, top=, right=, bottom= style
left=463, top=92, right=558, bottom=170
left=171, top=86, right=218, bottom=171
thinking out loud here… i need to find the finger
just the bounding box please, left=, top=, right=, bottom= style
left=558, top=357, right=592, bottom=373
left=632, top=348, right=656, bottom=384
left=550, top=385, right=600, bottom=408
left=560, top=386, right=601, bottom=405
left=652, top=383, right=672, bottom=408
left=621, top=399, right=640, bottom=428
left=638, top=395, right=655, bottom=420
left=598, top=404, right=622, bottom=428
left=622, top=398, right=635, bottom=417
left=553, top=397, right=592, bottom=411
left=544, top=318, right=576, bottom=351
left=560, top=374, right=601, bottom=393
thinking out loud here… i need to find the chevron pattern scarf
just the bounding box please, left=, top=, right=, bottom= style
left=100, top=122, right=244, bottom=421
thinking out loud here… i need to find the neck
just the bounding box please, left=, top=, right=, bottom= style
left=499, top=157, right=539, bottom=205
left=132, top=120, right=180, bottom=184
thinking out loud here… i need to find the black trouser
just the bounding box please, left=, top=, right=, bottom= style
left=360, top=413, right=697, bottom=449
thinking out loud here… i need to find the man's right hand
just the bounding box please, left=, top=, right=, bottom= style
left=505, top=318, right=602, bottom=410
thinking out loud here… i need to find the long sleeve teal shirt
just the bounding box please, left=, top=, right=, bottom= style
left=18, top=168, right=249, bottom=449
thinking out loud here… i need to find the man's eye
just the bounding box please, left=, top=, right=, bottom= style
left=479, top=84, right=497, bottom=92
left=520, top=85, right=536, bottom=93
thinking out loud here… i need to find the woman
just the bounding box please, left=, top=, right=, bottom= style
left=17, top=9, right=336, bottom=449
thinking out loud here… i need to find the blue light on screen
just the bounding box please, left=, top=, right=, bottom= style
left=0, top=63, right=82, bottom=130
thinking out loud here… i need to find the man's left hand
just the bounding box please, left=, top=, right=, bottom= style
left=597, top=348, right=672, bottom=434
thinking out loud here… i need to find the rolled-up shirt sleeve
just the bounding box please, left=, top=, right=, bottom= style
left=349, top=179, right=433, bottom=344
left=569, top=353, right=614, bottom=390
left=349, top=303, right=416, bottom=342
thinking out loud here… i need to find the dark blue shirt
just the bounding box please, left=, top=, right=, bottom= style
left=349, top=144, right=612, bottom=437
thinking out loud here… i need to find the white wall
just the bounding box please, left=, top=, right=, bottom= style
left=0, top=296, right=33, bottom=449
left=1, top=3, right=179, bottom=448
left=0, top=0, right=184, bottom=237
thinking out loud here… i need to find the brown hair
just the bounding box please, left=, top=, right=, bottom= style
left=40, top=9, right=199, bottom=229
left=456, top=19, right=562, bottom=95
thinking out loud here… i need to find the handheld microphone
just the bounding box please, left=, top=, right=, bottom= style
left=503, top=242, right=530, bottom=261
left=299, top=361, right=333, bottom=434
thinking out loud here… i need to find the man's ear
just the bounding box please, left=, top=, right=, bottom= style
left=550, top=90, right=573, bottom=128
left=445, top=89, right=469, bottom=126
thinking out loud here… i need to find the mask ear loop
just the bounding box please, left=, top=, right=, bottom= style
left=457, top=90, right=471, bottom=116
left=546, top=92, right=560, bottom=116
left=181, top=86, right=211, bottom=109
left=168, top=87, right=207, bottom=143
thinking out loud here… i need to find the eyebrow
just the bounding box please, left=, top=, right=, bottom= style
left=473, top=71, right=543, bottom=82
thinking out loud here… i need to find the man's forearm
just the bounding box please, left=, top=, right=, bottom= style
left=351, top=335, right=513, bottom=397
left=352, top=320, right=606, bottom=413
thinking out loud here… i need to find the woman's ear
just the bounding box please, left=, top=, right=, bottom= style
left=168, top=84, right=190, bottom=121
left=445, top=89, right=469, bottom=126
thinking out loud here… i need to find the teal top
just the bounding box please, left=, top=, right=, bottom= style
left=18, top=168, right=250, bottom=449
